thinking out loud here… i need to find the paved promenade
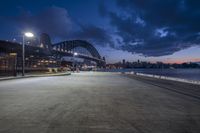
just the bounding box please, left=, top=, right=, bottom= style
left=0, top=72, right=200, bottom=133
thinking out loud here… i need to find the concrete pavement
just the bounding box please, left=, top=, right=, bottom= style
left=0, top=72, right=200, bottom=133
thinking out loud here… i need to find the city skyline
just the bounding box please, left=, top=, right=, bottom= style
left=0, top=0, right=200, bottom=63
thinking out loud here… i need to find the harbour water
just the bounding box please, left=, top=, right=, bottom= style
left=100, top=68, right=200, bottom=81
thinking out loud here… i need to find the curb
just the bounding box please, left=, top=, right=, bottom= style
left=0, top=73, right=71, bottom=81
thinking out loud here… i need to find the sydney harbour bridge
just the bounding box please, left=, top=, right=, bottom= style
left=52, top=40, right=105, bottom=66
left=0, top=33, right=105, bottom=75
left=0, top=33, right=105, bottom=65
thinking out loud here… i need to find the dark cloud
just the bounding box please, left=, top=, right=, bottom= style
left=100, top=0, right=200, bottom=56
left=8, top=6, right=72, bottom=40
left=1, top=6, right=113, bottom=47
left=71, top=24, right=115, bottom=47
left=98, top=1, right=108, bottom=17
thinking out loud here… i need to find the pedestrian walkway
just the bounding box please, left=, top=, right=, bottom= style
left=0, top=72, right=199, bottom=133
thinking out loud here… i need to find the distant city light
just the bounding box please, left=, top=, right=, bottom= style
left=25, top=32, right=34, bottom=37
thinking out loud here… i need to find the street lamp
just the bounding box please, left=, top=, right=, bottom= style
left=22, top=32, right=34, bottom=76
left=72, top=52, right=78, bottom=72
left=25, top=32, right=34, bottom=37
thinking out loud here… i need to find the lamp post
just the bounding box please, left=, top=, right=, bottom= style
left=72, top=52, right=78, bottom=72
left=22, top=32, right=34, bottom=76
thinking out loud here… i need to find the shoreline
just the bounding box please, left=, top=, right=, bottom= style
left=123, top=71, right=200, bottom=85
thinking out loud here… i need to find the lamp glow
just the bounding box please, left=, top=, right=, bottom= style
left=25, top=32, right=34, bottom=37
left=74, top=52, right=78, bottom=56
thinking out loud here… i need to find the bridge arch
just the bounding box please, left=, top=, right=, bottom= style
left=52, top=40, right=101, bottom=59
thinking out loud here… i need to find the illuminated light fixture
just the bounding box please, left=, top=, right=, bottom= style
left=22, top=32, right=34, bottom=76
left=74, top=52, right=78, bottom=56
left=40, top=43, right=44, bottom=48
left=25, top=32, right=34, bottom=37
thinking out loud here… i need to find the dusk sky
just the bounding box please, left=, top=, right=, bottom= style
left=0, top=0, right=200, bottom=63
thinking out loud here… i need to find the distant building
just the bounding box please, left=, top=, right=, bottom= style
left=122, top=59, right=125, bottom=65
